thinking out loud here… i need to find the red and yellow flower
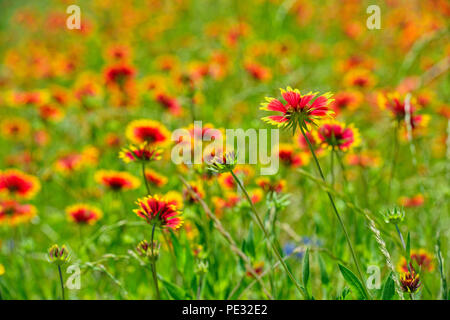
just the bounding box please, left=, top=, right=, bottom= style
left=330, top=91, right=363, bottom=114
left=119, top=142, right=163, bottom=163
left=66, top=203, right=102, bottom=225
left=0, top=117, right=30, bottom=141
left=398, top=249, right=434, bottom=273
left=0, top=199, right=37, bottom=226
left=125, top=119, right=170, bottom=146
left=133, top=194, right=183, bottom=229
left=256, top=177, right=286, bottom=193
left=165, top=191, right=184, bottom=209
left=0, top=169, right=41, bottom=199
left=144, top=169, right=168, bottom=188
left=277, top=143, right=310, bottom=167
left=261, top=87, right=334, bottom=131
left=398, top=194, right=425, bottom=208
left=183, top=180, right=205, bottom=203
left=400, top=271, right=421, bottom=293
left=316, top=120, right=361, bottom=151
left=94, top=170, right=140, bottom=192
left=345, top=151, right=382, bottom=168
left=155, top=92, right=182, bottom=116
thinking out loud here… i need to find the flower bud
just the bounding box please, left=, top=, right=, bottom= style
left=195, top=260, right=209, bottom=275
left=207, top=151, right=237, bottom=173
left=383, top=206, right=405, bottom=224
left=48, top=244, right=70, bottom=265
left=136, top=240, right=160, bottom=262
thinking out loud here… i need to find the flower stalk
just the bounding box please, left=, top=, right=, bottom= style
left=299, top=124, right=370, bottom=298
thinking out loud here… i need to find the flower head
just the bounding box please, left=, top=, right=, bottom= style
left=133, top=194, right=183, bottom=229
left=261, top=87, right=334, bottom=133
left=66, top=203, right=102, bottom=225
left=400, top=271, right=421, bottom=293
left=0, top=169, right=41, bottom=199
left=398, top=249, right=434, bottom=273
left=207, top=151, right=237, bottom=173
left=125, top=119, right=170, bottom=146
left=94, top=170, right=140, bottom=192
left=256, top=177, right=286, bottom=193
left=183, top=181, right=205, bottom=203
left=383, top=206, right=405, bottom=224
left=0, top=200, right=37, bottom=226
left=136, top=240, right=160, bottom=261
left=119, top=142, right=163, bottom=163
left=277, top=143, right=309, bottom=167
left=48, top=244, right=70, bottom=265
left=316, top=120, right=360, bottom=151
left=144, top=169, right=168, bottom=188
left=0, top=117, right=30, bottom=141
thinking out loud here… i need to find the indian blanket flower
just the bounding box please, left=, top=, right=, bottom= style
left=316, top=120, right=361, bottom=151
left=94, top=170, right=140, bottom=192
left=183, top=181, right=205, bottom=203
left=277, top=143, right=309, bottom=167
left=344, top=68, right=376, bottom=88
left=165, top=191, right=184, bottom=209
left=54, top=153, right=85, bottom=175
left=293, top=130, right=325, bottom=156
left=104, top=63, right=136, bottom=87
left=330, top=91, right=363, bottom=114
left=119, top=142, right=163, bottom=163
left=345, top=151, right=382, bottom=168
left=0, top=117, right=30, bottom=141
left=244, top=62, right=271, bottom=81
left=155, top=92, right=182, bottom=116
left=38, top=104, right=64, bottom=122
left=0, top=199, right=37, bottom=226
left=261, top=87, right=334, bottom=132
left=0, top=169, right=41, bottom=199
left=217, top=165, right=254, bottom=190
left=400, top=271, right=421, bottom=293
left=398, top=194, right=425, bottom=208
left=256, top=177, right=286, bottom=193
left=378, top=92, right=418, bottom=122
left=66, top=203, right=102, bottom=225
left=212, top=192, right=240, bottom=216
left=144, top=169, right=168, bottom=188
left=398, top=249, right=434, bottom=273
left=133, top=194, right=183, bottom=229
left=125, top=119, right=170, bottom=146
left=246, top=261, right=264, bottom=278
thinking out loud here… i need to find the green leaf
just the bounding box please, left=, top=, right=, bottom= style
left=381, top=273, right=395, bottom=300
left=160, top=278, right=186, bottom=300
left=406, top=232, right=411, bottom=258
left=338, top=264, right=369, bottom=300
left=302, top=248, right=310, bottom=287
left=246, top=222, right=256, bottom=257
left=318, top=254, right=329, bottom=285
left=183, top=242, right=195, bottom=284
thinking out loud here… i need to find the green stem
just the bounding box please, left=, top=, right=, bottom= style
left=142, top=162, right=151, bottom=196
left=57, top=265, right=65, bottom=300
left=388, top=122, right=399, bottom=199
left=150, top=223, right=160, bottom=300
left=395, top=224, right=406, bottom=251
left=299, top=125, right=370, bottom=299
left=229, top=170, right=308, bottom=299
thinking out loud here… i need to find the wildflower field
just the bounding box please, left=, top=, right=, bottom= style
left=0, top=0, right=449, bottom=301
